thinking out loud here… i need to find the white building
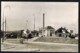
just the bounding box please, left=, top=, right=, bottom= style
left=40, top=26, right=55, bottom=37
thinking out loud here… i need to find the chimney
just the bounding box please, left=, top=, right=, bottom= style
left=43, top=13, right=45, bottom=29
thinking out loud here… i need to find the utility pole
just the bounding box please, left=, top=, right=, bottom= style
left=34, top=15, right=35, bottom=31
left=33, top=15, right=35, bottom=31
left=33, top=14, right=36, bottom=37
left=4, top=16, right=6, bottom=40
left=2, top=8, right=4, bottom=43
left=26, top=20, right=28, bottom=30
left=2, top=5, right=11, bottom=43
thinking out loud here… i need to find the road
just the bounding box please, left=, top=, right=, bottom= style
left=1, top=39, right=78, bottom=52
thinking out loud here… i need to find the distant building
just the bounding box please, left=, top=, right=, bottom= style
left=39, top=26, right=55, bottom=37
left=55, top=27, right=70, bottom=37
left=31, top=30, right=39, bottom=37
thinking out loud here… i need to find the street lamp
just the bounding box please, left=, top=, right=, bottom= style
left=2, top=5, right=11, bottom=43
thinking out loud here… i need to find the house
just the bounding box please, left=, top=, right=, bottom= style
left=31, top=30, right=39, bottom=37
left=39, top=26, right=55, bottom=37
left=55, top=27, right=70, bottom=37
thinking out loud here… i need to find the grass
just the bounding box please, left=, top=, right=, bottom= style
left=4, top=37, right=78, bottom=44
left=34, top=37, right=78, bottom=44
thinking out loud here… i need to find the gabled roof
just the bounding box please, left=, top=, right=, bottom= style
left=55, top=27, right=69, bottom=33
left=40, top=26, right=55, bottom=30
left=46, top=26, right=54, bottom=29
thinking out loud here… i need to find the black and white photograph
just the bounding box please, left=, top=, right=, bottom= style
left=1, top=1, right=78, bottom=52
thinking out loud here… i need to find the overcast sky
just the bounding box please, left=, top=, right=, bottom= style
left=1, top=2, right=78, bottom=33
